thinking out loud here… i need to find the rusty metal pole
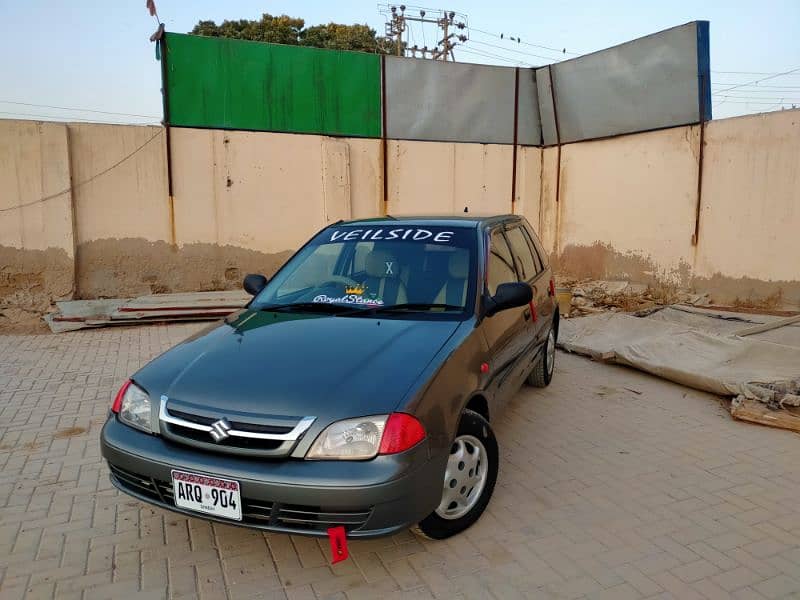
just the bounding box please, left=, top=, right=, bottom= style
left=692, top=73, right=707, bottom=246
left=548, top=66, right=563, bottom=259
left=381, top=54, right=389, bottom=214
left=159, top=34, right=176, bottom=247
left=510, top=67, right=520, bottom=210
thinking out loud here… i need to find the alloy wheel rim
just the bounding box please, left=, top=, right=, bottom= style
left=435, top=434, right=488, bottom=520
left=546, top=330, right=556, bottom=377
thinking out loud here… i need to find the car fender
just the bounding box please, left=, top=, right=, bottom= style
left=397, top=319, right=489, bottom=458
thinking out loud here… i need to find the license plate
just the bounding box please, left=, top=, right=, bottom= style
left=171, top=470, right=242, bottom=521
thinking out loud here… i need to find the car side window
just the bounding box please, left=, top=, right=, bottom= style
left=505, top=226, right=540, bottom=280
left=523, top=223, right=549, bottom=269
left=487, top=229, right=517, bottom=295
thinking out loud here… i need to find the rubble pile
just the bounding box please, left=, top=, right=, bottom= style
left=556, top=279, right=711, bottom=318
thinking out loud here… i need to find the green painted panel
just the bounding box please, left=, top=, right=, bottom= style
left=164, top=33, right=381, bottom=138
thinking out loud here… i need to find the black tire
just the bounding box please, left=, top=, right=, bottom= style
left=413, top=410, right=498, bottom=540
left=527, top=325, right=556, bottom=388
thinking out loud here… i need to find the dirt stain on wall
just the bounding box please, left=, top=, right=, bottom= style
left=75, top=238, right=293, bottom=299
left=556, top=242, right=800, bottom=308
left=0, top=245, right=74, bottom=331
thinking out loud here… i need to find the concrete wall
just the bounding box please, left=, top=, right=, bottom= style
left=549, top=109, right=800, bottom=306
left=0, top=120, right=75, bottom=316
left=694, top=110, right=800, bottom=304
left=386, top=140, right=514, bottom=215
left=550, top=125, right=701, bottom=285
left=64, top=126, right=383, bottom=299
left=1, top=108, right=798, bottom=316
left=68, top=124, right=172, bottom=298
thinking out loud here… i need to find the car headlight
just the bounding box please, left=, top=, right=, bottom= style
left=112, top=380, right=153, bottom=433
left=306, top=413, right=425, bottom=460
left=307, top=415, right=387, bottom=460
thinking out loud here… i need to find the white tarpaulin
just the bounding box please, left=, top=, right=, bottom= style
left=559, top=312, right=800, bottom=407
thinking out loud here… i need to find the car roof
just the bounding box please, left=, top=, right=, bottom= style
left=335, top=215, right=522, bottom=230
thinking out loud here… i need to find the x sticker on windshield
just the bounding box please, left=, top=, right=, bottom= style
left=385, top=262, right=394, bottom=276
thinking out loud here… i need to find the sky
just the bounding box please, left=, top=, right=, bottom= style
left=0, top=0, right=798, bottom=125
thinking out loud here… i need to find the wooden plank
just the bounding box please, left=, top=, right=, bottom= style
left=730, top=397, right=800, bottom=434
left=731, top=314, right=800, bottom=338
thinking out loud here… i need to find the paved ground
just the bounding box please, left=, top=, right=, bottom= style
left=1, top=323, right=799, bottom=600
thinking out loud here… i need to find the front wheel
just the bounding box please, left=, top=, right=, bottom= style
left=414, top=410, right=498, bottom=540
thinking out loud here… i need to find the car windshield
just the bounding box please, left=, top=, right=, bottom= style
left=251, top=224, right=478, bottom=317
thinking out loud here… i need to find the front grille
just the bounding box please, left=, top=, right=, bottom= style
left=166, top=423, right=284, bottom=451
left=159, top=400, right=310, bottom=457
left=167, top=409, right=294, bottom=435
left=109, top=463, right=372, bottom=533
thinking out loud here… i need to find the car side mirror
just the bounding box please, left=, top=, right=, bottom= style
left=484, top=282, right=532, bottom=317
left=243, top=274, right=268, bottom=296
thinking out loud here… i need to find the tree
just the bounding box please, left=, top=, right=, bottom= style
left=191, top=14, right=304, bottom=45
left=191, top=13, right=399, bottom=54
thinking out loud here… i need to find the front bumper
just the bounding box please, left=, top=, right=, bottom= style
left=100, top=416, right=446, bottom=538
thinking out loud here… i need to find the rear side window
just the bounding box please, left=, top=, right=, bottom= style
left=523, top=223, right=549, bottom=269
left=487, top=230, right=517, bottom=295
left=505, top=226, right=539, bottom=280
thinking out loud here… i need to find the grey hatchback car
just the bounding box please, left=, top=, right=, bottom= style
left=101, top=215, right=559, bottom=540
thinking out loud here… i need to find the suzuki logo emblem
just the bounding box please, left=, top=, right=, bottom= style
left=209, top=418, right=232, bottom=442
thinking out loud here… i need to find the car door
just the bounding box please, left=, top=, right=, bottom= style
left=505, top=224, right=551, bottom=350
left=480, top=227, right=533, bottom=410
left=523, top=222, right=556, bottom=336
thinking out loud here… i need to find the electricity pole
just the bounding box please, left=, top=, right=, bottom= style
left=382, top=6, right=467, bottom=60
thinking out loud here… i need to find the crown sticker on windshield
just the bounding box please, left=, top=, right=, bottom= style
left=345, top=285, right=365, bottom=295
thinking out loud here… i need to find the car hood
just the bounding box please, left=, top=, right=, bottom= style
left=134, top=309, right=460, bottom=423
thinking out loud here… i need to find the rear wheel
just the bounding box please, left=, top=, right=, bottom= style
left=414, top=410, right=498, bottom=540
left=527, top=326, right=556, bottom=387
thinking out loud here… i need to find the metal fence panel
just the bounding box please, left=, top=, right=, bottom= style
left=537, top=21, right=711, bottom=145
left=517, top=69, right=542, bottom=146
left=385, top=57, right=516, bottom=144
left=164, top=33, right=382, bottom=138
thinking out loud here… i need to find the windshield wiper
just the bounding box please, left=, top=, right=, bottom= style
left=341, top=303, right=463, bottom=316
left=258, top=302, right=353, bottom=314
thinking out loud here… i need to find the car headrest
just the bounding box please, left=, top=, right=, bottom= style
left=365, top=250, right=398, bottom=278
left=449, top=250, right=469, bottom=279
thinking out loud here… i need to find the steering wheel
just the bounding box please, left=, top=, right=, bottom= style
left=318, top=275, right=359, bottom=289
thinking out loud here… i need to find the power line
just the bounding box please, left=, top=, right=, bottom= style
left=713, top=69, right=800, bottom=76
left=714, top=66, right=800, bottom=95
left=0, top=129, right=164, bottom=213
left=457, top=47, right=534, bottom=67
left=0, top=100, right=160, bottom=119
left=0, top=111, right=161, bottom=125
left=468, top=26, right=579, bottom=57
left=467, top=39, right=553, bottom=63
left=714, top=94, right=800, bottom=101
left=711, top=83, right=800, bottom=90
left=714, top=100, right=796, bottom=105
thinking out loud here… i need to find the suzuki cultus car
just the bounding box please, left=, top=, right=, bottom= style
left=101, top=215, right=558, bottom=540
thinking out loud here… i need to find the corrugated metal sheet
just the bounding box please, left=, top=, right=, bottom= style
left=537, top=21, right=711, bottom=145
left=164, top=33, right=382, bottom=137
left=536, top=67, right=557, bottom=146
left=385, top=58, right=516, bottom=144
left=517, top=68, right=542, bottom=146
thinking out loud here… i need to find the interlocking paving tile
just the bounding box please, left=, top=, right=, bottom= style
left=1, top=324, right=799, bottom=599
